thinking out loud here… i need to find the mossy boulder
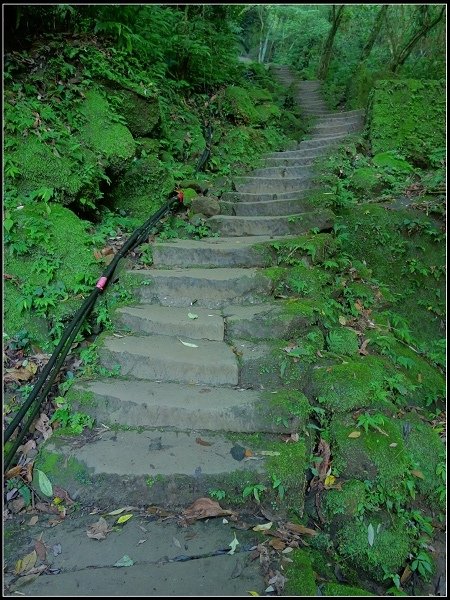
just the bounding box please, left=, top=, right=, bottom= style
left=113, top=89, right=161, bottom=137
left=219, top=85, right=281, bottom=127
left=330, top=413, right=408, bottom=488
left=110, top=155, right=174, bottom=217
left=367, top=79, right=445, bottom=167
left=322, top=583, right=375, bottom=596
left=190, top=195, right=220, bottom=217
left=284, top=549, right=317, bottom=596
left=350, top=166, right=384, bottom=197
left=79, top=89, right=136, bottom=172
left=312, top=356, right=396, bottom=413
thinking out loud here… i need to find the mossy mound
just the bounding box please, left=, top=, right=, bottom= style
left=330, top=413, right=408, bottom=488
left=4, top=203, right=99, bottom=346
left=326, top=327, right=359, bottom=356
left=323, top=479, right=367, bottom=521
left=284, top=549, right=317, bottom=596
left=312, top=356, right=396, bottom=413
left=322, top=583, right=375, bottom=596
left=219, top=85, right=280, bottom=126
left=113, top=89, right=161, bottom=137
left=79, top=89, right=136, bottom=172
left=266, top=389, right=311, bottom=430
left=337, top=513, right=412, bottom=582
left=350, top=166, right=385, bottom=198
left=110, top=155, right=175, bottom=217
left=367, top=79, right=445, bottom=167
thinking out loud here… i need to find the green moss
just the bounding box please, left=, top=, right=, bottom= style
left=322, top=583, right=375, bottom=596
left=35, top=448, right=92, bottom=487
left=110, top=155, right=175, bottom=217
left=368, top=79, right=445, bottom=166
left=313, top=356, right=396, bottom=413
left=265, top=389, right=311, bottom=429
left=331, top=414, right=408, bottom=488
left=324, top=480, right=367, bottom=519
left=266, top=233, right=339, bottom=266
left=284, top=549, right=317, bottom=596
left=113, top=89, right=160, bottom=137
left=337, top=514, right=412, bottom=582
left=65, top=388, right=97, bottom=408
left=350, top=167, right=383, bottom=195
left=80, top=89, right=135, bottom=170
left=402, top=413, right=445, bottom=504
left=326, top=328, right=359, bottom=356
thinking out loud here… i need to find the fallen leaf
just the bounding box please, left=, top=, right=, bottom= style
left=137, top=539, right=147, bottom=545
left=52, top=544, right=62, bottom=556
left=247, top=592, right=260, bottom=597
left=25, top=462, right=34, bottom=483
left=101, top=246, right=114, bottom=257
left=244, top=448, right=253, bottom=457
left=116, top=514, right=133, bottom=524
left=18, top=440, right=37, bottom=456
left=178, top=339, right=198, bottom=348
left=15, top=550, right=37, bottom=575
left=257, top=451, right=280, bottom=457
left=195, top=437, right=212, bottom=447
left=400, top=565, right=413, bottom=585
left=5, top=465, right=22, bottom=480
left=338, top=315, right=347, bottom=325
left=348, top=431, right=361, bottom=438
left=253, top=522, right=273, bottom=532
left=324, top=475, right=336, bottom=488
left=34, top=413, right=52, bottom=441
left=285, top=523, right=318, bottom=536
left=107, top=506, right=135, bottom=516
left=282, top=547, right=294, bottom=554
left=181, top=497, right=233, bottom=522
left=36, top=470, right=53, bottom=497
left=173, top=537, right=182, bottom=549
left=4, top=367, right=34, bottom=383
left=87, top=517, right=111, bottom=540
left=187, top=313, right=198, bottom=319
left=113, top=555, right=134, bottom=567
left=411, top=469, right=425, bottom=479
left=367, top=523, right=375, bottom=547
left=269, top=538, right=286, bottom=551
left=10, top=497, right=25, bottom=513
left=52, top=487, right=74, bottom=505
left=267, top=571, right=286, bottom=594
left=34, top=539, right=47, bottom=561
left=228, top=532, right=240, bottom=555
left=10, top=574, right=40, bottom=591
left=359, top=338, right=370, bottom=355
left=28, top=516, right=39, bottom=526
left=389, top=443, right=398, bottom=447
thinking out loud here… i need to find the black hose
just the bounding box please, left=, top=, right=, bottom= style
left=4, top=196, right=180, bottom=471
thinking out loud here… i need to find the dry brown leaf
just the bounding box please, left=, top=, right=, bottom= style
left=181, top=497, right=234, bottom=522
left=34, top=413, right=52, bottom=441
left=359, top=339, right=370, bottom=355
left=269, top=538, right=286, bottom=551
left=52, top=486, right=74, bottom=505
left=18, top=440, right=37, bottom=456
left=195, top=437, right=212, bottom=447
left=15, top=550, right=37, bottom=575
left=244, top=448, right=253, bottom=457
left=34, top=539, right=47, bottom=561
left=28, top=516, right=39, bottom=526
left=348, top=431, right=361, bottom=438
left=4, top=367, right=34, bottom=383
left=87, top=517, right=111, bottom=540
left=5, top=465, right=22, bottom=480
left=285, top=522, right=318, bottom=537
left=400, top=565, right=413, bottom=585
left=25, top=462, right=34, bottom=483
left=317, top=438, right=331, bottom=482
left=10, top=497, right=26, bottom=513
left=411, top=469, right=425, bottom=480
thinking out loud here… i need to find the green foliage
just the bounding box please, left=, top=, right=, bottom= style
left=243, top=483, right=267, bottom=504
left=50, top=396, right=95, bottom=435
left=326, top=327, right=359, bottom=356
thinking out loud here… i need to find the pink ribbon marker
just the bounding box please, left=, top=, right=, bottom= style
left=96, top=276, right=108, bottom=291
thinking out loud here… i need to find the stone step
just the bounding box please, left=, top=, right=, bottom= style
left=234, top=176, right=314, bottom=194
left=114, top=305, right=224, bottom=340
left=249, top=165, right=312, bottom=179
left=297, top=136, right=349, bottom=150
left=38, top=429, right=265, bottom=508
left=298, top=97, right=327, bottom=106
left=208, top=210, right=334, bottom=237
left=311, top=122, right=362, bottom=135
left=220, top=196, right=315, bottom=217
left=314, top=115, right=364, bottom=126
left=223, top=304, right=315, bottom=340
left=263, top=156, right=317, bottom=167
left=100, top=333, right=238, bottom=385
left=128, top=268, right=273, bottom=308
left=307, top=131, right=354, bottom=141
left=14, top=517, right=264, bottom=595
left=222, top=189, right=314, bottom=202
left=264, top=146, right=330, bottom=159
left=303, top=109, right=364, bottom=119
left=73, top=379, right=276, bottom=432
left=152, top=236, right=280, bottom=268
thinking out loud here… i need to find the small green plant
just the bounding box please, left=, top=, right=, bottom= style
left=271, top=475, right=285, bottom=500
left=209, top=489, right=226, bottom=501
left=243, top=483, right=266, bottom=504
left=410, top=550, right=434, bottom=581
left=50, top=396, right=94, bottom=434
left=356, top=412, right=386, bottom=434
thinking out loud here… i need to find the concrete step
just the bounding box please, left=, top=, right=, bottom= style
left=152, top=236, right=280, bottom=268
left=311, top=122, right=362, bottom=135
left=220, top=196, right=316, bottom=217
left=128, top=268, right=273, bottom=308
left=249, top=165, right=312, bottom=179
left=73, top=379, right=276, bottom=432
left=297, top=136, right=349, bottom=150
left=234, top=176, right=314, bottom=194
left=264, top=146, right=330, bottom=159
left=303, top=109, right=364, bottom=119
left=208, top=210, right=334, bottom=237
left=221, top=189, right=315, bottom=202
left=314, top=115, right=364, bottom=126
left=11, top=517, right=264, bottom=596
left=38, top=429, right=265, bottom=508
left=307, top=131, right=354, bottom=141
left=298, top=97, right=327, bottom=106
left=114, top=305, right=224, bottom=340
left=100, top=333, right=238, bottom=386
left=263, top=156, right=316, bottom=167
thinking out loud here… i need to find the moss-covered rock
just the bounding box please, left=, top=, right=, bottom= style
left=367, top=80, right=445, bottom=167
left=326, top=327, right=359, bottom=356
left=323, top=479, right=367, bottom=521
left=79, top=89, right=136, bottom=172
left=284, top=549, right=317, bottom=596
left=312, top=356, right=396, bottom=413
left=219, top=85, right=280, bottom=126
left=337, top=513, right=412, bottom=582
left=113, top=89, right=161, bottom=137
left=322, top=583, right=375, bottom=596
left=330, top=413, right=408, bottom=488
left=110, top=155, right=175, bottom=217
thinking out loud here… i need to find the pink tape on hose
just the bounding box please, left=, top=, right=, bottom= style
left=96, top=276, right=108, bottom=291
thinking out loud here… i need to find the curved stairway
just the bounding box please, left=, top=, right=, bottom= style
left=32, top=66, right=364, bottom=596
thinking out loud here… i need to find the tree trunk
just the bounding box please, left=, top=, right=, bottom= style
left=317, top=5, right=345, bottom=80
left=359, top=5, right=389, bottom=63
left=390, top=6, right=445, bottom=73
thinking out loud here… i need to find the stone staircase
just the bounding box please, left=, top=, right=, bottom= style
left=41, top=65, right=364, bottom=526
